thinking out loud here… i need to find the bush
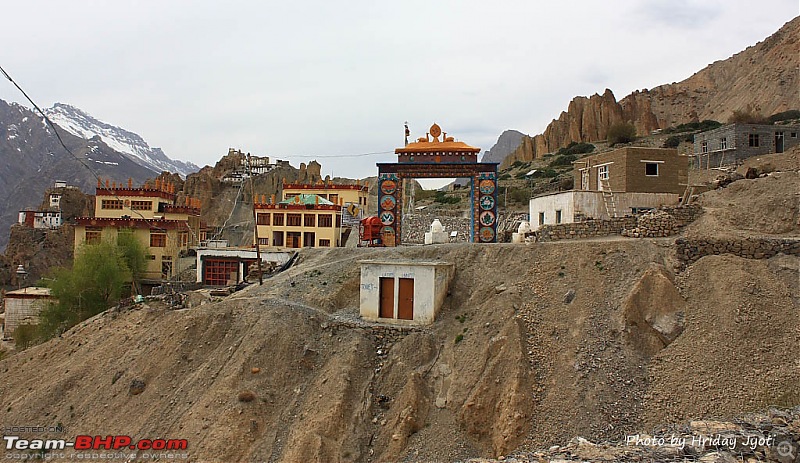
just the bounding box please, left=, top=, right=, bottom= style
left=664, top=120, right=721, bottom=134
left=556, top=141, right=595, bottom=156
left=606, top=122, right=637, bottom=146
left=433, top=191, right=460, bottom=204
left=662, top=134, right=694, bottom=148
left=13, top=324, right=41, bottom=351
left=549, top=154, right=578, bottom=167
left=768, top=110, right=800, bottom=124
left=498, top=173, right=511, bottom=181
left=509, top=188, right=530, bottom=203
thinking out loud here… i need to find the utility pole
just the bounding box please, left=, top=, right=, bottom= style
left=248, top=153, right=263, bottom=285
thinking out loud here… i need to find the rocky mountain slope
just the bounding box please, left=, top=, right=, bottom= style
left=481, top=130, right=527, bottom=164
left=0, top=154, right=797, bottom=461
left=44, top=103, right=198, bottom=177
left=0, top=100, right=161, bottom=250
left=501, top=16, right=800, bottom=168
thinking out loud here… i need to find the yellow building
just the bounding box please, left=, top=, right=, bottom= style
left=74, top=179, right=202, bottom=280
left=254, top=193, right=343, bottom=250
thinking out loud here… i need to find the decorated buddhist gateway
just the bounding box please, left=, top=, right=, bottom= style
left=376, top=123, right=499, bottom=245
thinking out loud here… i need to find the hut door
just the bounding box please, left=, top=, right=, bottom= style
left=379, top=277, right=394, bottom=318
left=397, top=278, right=414, bottom=320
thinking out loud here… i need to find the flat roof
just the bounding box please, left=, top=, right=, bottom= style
left=359, top=260, right=454, bottom=267
left=5, top=287, right=52, bottom=297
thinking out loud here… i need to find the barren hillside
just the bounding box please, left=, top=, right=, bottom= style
left=1, top=242, right=797, bottom=461
left=501, top=16, right=800, bottom=168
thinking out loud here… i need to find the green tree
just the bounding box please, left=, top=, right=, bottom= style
left=606, top=122, right=637, bottom=146
left=38, top=239, right=139, bottom=339
left=117, top=229, right=147, bottom=293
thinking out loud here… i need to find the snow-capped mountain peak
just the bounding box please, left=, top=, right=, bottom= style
left=43, top=103, right=198, bottom=177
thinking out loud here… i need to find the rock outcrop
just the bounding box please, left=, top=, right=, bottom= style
left=501, top=16, right=800, bottom=168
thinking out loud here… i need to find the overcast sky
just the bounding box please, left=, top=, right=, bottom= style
left=1, top=0, right=797, bottom=182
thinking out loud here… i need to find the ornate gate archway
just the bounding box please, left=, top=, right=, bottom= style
left=377, top=123, right=499, bottom=245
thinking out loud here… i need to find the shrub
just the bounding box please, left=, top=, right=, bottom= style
left=498, top=173, right=511, bottom=181
left=663, top=134, right=693, bottom=148
left=13, top=324, right=41, bottom=351
left=556, top=142, right=595, bottom=156
left=433, top=191, right=460, bottom=204
left=606, top=122, right=637, bottom=146
left=549, top=154, right=578, bottom=167
left=663, top=120, right=722, bottom=134
left=509, top=188, right=530, bottom=203
left=768, top=110, right=800, bottom=124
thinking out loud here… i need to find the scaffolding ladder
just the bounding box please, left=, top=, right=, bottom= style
left=600, top=178, right=617, bottom=218
left=680, top=185, right=696, bottom=206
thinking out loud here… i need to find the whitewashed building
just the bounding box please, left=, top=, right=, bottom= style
left=359, top=260, right=454, bottom=325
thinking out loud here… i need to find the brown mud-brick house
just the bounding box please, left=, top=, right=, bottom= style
left=530, top=147, right=688, bottom=231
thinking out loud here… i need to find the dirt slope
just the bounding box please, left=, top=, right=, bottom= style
left=1, top=154, right=799, bottom=461
left=2, top=236, right=796, bottom=462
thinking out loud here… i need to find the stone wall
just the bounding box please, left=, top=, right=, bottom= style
left=622, top=205, right=703, bottom=238
left=538, top=204, right=702, bottom=242
left=675, top=237, right=800, bottom=269
left=537, top=217, right=637, bottom=241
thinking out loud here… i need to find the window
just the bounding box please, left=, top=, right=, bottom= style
left=645, top=163, right=659, bottom=176
left=257, top=213, right=270, bottom=225
left=162, top=255, right=172, bottom=261
left=179, top=231, right=189, bottom=247
left=701, top=141, right=708, bottom=153
left=538, top=212, right=545, bottom=226
left=748, top=133, right=760, bottom=147
left=336, top=214, right=341, bottom=227
left=555, top=210, right=562, bottom=224
left=258, top=237, right=269, bottom=246
left=130, top=200, right=152, bottom=211
left=287, top=213, right=302, bottom=226
left=150, top=232, right=167, bottom=247
left=304, top=214, right=316, bottom=227
left=318, top=214, right=333, bottom=227
left=85, top=227, right=102, bottom=244
left=319, top=239, right=331, bottom=247
left=101, top=199, right=123, bottom=210
left=273, top=213, right=284, bottom=226
left=720, top=137, right=727, bottom=150
left=791, top=132, right=797, bottom=138
left=598, top=165, right=609, bottom=181
left=146, top=254, right=156, bottom=260
left=328, top=194, right=338, bottom=204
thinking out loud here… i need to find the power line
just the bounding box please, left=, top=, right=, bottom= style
left=1, top=64, right=200, bottom=283
left=261, top=150, right=394, bottom=159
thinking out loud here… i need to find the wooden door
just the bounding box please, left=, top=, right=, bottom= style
left=379, top=277, right=394, bottom=318
left=397, top=278, right=414, bottom=320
